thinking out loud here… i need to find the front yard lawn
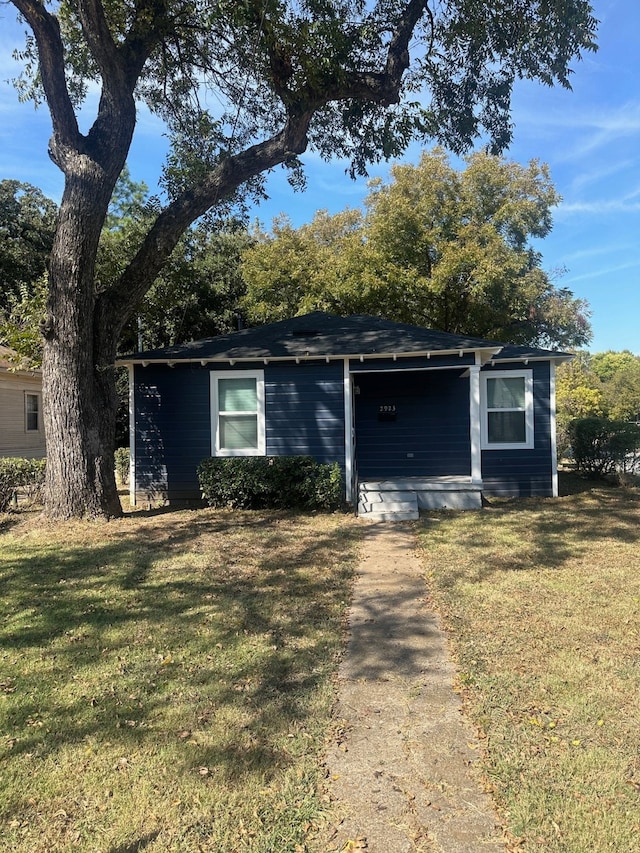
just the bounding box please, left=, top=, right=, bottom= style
left=0, top=509, right=358, bottom=852
left=418, top=484, right=640, bottom=852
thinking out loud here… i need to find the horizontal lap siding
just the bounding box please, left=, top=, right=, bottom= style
left=265, top=362, right=345, bottom=469
left=134, top=364, right=210, bottom=502
left=134, top=361, right=346, bottom=502
left=481, top=361, right=553, bottom=497
left=354, top=370, right=470, bottom=479
left=0, top=377, right=46, bottom=458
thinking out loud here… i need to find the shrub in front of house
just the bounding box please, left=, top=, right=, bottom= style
left=197, top=456, right=343, bottom=511
left=568, top=417, right=640, bottom=479
left=114, top=447, right=130, bottom=485
left=0, top=457, right=47, bottom=511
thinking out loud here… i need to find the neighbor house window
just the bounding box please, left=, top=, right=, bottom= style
left=25, top=393, right=40, bottom=432
left=481, top=370, right=534, bottom=449
left=211, top=370, right=265, bottom=456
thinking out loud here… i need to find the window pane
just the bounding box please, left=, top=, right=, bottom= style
left=487, top=377, right=525, bottom=409
left=488, top=411, right=526, bottom=444
left=219, top=377, right=257, bottom=412
left=220, top=414, right=258, bottom=449
left=26, top=394, right=39, bottom=431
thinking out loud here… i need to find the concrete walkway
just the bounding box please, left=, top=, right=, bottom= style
left=322, top=523, right=507, bottom=853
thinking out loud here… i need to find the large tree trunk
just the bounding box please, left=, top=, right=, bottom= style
left=42, top=171, right=123, bottom=519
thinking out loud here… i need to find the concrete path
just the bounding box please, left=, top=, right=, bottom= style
left=322, top=523, right=507, bottom=853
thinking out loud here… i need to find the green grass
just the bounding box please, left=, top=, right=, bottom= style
left=417, top=481, right=640, bottom=852
left=0, top=508, right=359, bottom=852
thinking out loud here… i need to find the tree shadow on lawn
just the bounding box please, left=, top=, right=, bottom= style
left=419, top=484, right=639, bottom=585
left=0, top=511, right=358, bottom=784
left=107, top=832, right=160, bottom=853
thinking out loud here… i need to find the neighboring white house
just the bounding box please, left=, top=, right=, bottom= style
left=0, top=346, right=46, bottom=458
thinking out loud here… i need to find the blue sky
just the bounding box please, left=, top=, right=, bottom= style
left=1, top=0, right=638, bottom=355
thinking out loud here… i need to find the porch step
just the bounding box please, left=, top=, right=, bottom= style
left=357, top=488, right=419, bottom=522
left=357, top=478, right=483, bottom=515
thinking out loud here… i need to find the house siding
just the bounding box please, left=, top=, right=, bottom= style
left=133, top=360, right=345, bottom=503
left=354, top=369, right=471, bottom=480
left=480, top=361, right=554, bottom=497
left=265, top=361, right=345, bottom=466
left=0, top=370, right=46, bottom=459
left=134, top=364, right=211, bottom=503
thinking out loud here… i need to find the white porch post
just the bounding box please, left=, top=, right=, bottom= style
left=343, top=358, right=354, bottom=504
left=469, top=361, right=482, bottom=485
left=550, top=360, right=559, bottom=497
left=128, top=364, right=136, bottom=507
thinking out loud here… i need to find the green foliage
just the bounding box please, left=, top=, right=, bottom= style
left=0, top=275, right=47, bottom=367
left=95, top=170, right=252, bottom=352
left=555, top=353, right=605, bottom=457
left=12, top=1, right=598, bottom=179
left=126, top=225, right=253, bottom=351
left=241, top=150, right=591, bottom=349
left=568, top=418, right=640, bottom=479
left=0, top=457, right=46, bottom=511
left=198, top=456, right=343, bottom=511
left=590, top=351, right=640, bottom=422
left=0, top=180, right=56, bottom=304
left=0, top=180, right=56, bottom=365
left=114, top=447, right=130, bottom=485
left=556, top=351, right=640, bottom=458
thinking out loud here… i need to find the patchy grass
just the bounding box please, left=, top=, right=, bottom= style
left=0, top=508, right=359, bottom=852
left=417, top=483, right=640, bottom=852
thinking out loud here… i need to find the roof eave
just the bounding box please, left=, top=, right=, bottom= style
left=488, top=353, right=574, bottom=365
left=117, top=345, right=504, bottom=368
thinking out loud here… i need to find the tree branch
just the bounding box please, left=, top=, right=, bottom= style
left=10, top=0, right=80, bottom=157
left=100, top=1, right=433, bottom=336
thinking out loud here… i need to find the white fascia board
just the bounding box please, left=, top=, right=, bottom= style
left=117, top=346, right=504, bottom=368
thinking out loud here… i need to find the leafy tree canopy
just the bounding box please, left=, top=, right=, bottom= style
left=556, top=350, right=640, bottom=455
left=241, top=149, right=592, bottom=349
left=0, top=179, right=57, bottom=303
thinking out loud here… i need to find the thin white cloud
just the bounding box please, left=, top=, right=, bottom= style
left=555, top=193, right=640, bottom=218
left=563, top=259, right=640, bottom=286
left=511, top=97, right=640, bottom=163
left=571, top=157, right=635, bottom=191
left=562, top=242, right=639, bottom=263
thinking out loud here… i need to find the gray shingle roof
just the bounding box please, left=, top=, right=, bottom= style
left=118, top=311, right=571, bottom=363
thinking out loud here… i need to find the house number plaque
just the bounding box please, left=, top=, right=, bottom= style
left=378, top=403, right=397, bottom=421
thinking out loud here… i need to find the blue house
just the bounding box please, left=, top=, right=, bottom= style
left=119, top=312, right=571, bottom=519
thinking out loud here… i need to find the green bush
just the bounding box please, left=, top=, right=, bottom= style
left=0, top=457, right=46, bottom=511
left=568, top=417, right=640, bottom=478
left=114, top=447, right=130, bottom=485
left=197, top=456, right=343, bottom=511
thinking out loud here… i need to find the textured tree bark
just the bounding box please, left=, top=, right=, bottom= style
left=42, top=168, right=124, bottom=519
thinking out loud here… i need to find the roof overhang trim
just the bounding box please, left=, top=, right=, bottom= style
left=117, top=346, right=504, bottom=368
left=488, top=354, right=574, bottom=366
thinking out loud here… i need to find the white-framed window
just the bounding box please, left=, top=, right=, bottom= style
left=210, top=370, right=265, bottom=456
left=481, top=370, right=534, bottom=450
left=25, top=392, right=41, bottom=432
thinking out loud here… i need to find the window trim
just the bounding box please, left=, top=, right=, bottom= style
left=210, top=370, right=266, bottom=456
left=24, top=392, right=41, bottom=433
left=480, top=369, right=534, bottom=450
